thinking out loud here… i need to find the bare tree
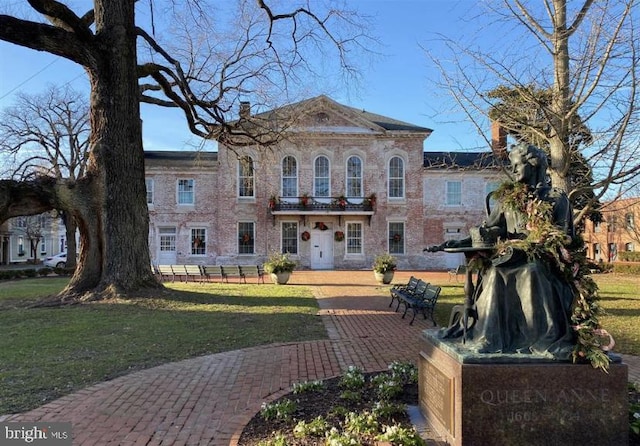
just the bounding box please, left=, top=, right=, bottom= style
left=426, top=0, right=640, bottom=226
left=0, top=85, right=90, bottom=267
left=0, top=0, right=370, bottom=302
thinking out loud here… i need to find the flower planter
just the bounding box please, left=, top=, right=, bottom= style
left=270, top=271, right=291, bottom=285
left=374, top=270, right=394, bottom=285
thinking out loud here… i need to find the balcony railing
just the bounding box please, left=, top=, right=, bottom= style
left=268, top=195, right=376, bottom=214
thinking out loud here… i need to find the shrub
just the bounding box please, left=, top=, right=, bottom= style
left=619, top=251, right=640, bottom=262
left=23, top=269, right=37, bottom=278
left=613, top=262, right=640, bottom=275
left=263, top=252, right=296, bottom=274
left=372, top=253, right=397, bottom=273
left=38, top=268, right=52, bottom=277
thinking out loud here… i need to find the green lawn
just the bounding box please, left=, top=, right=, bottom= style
left=429, top=273, right=640, bottom=356
left=0, top=272, right=637, bottom=415
left=0, top=279, right=325, bottom=414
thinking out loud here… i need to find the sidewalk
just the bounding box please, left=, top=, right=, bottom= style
left=1, top=270, right=638, bottom=445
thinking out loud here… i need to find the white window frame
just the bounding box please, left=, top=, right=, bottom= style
left=388, top=221, right=405, bottom=254
left=345, top=221, right=363, bottom=255
left=177, top=179, right=195, bottom=205
left=346, top=156, right=363, bottom=198
left=145, top=178, right=154, bottom=205
left=281, top=221, right=298, bottom=255
left=238, top=221, right=255, bottom=255
left=314, top=155, right=331, bottom=198
left=281, top=156, right=298, bottom=199
left=388, top=156, right=405, bottom=199
left=238, top=156, right=255, bottom=198
left=191, top=228, right=207, bottom=256
left=446, top=181, right=462, bottom=206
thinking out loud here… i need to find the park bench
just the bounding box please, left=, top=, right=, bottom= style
left=157, top=265, right=176, bottom=282
left=396, top=280, right=441, bottom=325
left=201, top=265, right=227, bottom=283
left=389, top=276, right=419, bottom=311
left=239, top=265, right=265, bottom=284
left=182, top=264, right=204, bottom=282
left=222, top=265, right=245, bottom=283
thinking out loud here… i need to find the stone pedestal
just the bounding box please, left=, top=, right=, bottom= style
left=419, top=329, right=629, bottom=446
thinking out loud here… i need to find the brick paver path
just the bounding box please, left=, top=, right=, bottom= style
left=1, top=270, right=638, bottom=445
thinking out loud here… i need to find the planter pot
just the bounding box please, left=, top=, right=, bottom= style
left=270, top=271, right=291, bottom=285
left=374, top=270, right=394, bottom=285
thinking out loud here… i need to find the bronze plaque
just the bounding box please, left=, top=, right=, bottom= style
left=419, top=352, right=454, bottom=434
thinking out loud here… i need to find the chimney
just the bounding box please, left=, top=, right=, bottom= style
left=239, top=101, right=251, bottom=119
left=491, top=121, right=508, bottom=159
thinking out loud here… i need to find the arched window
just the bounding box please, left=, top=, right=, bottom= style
left=388, top=156, right=404, bottom=198
left=281, top=156, right=298, bottom=198
left=238, top=156, right=254, bottom=197
left=314, top=156, right=330, bottom=198
left=346, top=156, right=362, bottom=198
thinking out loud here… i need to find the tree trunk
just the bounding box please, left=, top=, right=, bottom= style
left=550, top=0, right=572, bottom=194
left=60, top=0, right=158, bottom=299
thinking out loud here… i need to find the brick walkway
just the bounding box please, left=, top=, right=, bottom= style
left=1, top=271, right=638, bottom=445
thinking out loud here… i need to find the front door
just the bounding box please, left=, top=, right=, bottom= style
left=310, top=230, right=333, bottom=269
left=157, top=227, right=177, bottom=264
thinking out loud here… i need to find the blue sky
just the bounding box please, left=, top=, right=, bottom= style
left=0, top=1, right=490, bottom=153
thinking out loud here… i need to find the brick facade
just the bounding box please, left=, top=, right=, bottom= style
left=145, top=96, right=505, bottom=271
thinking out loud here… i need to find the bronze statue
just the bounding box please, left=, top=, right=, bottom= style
left=428, top=143, right=576, bottom=358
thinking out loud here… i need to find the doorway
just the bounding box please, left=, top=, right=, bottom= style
left=310, top=229, right=333, bottom=269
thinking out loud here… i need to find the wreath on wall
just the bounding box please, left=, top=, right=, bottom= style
left=241, top=233, right=252, bottom=244
left=314, top=222, right=328, bottom=231
left=334, top=230, right=344, bottom=242
left=301, top=231, right=311, bottom=241
left=392, top=234, right=402, bottom=243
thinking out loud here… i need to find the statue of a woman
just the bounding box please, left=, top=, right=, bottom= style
left=430, top=143, right=577, bottom=358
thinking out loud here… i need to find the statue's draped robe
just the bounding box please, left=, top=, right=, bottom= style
left=444, top=187, right=576, bottom=358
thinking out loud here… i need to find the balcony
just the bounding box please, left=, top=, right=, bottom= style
left=269, top=195, right=376, bottom=223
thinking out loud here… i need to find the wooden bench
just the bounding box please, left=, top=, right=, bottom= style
left=201, top=265, right=227, bottom=283
left=157, top=265, right=176, bottom=282
left=182, top=264, right=204, bottom=282
left=222, top=265, right=245, bottom=283
left=448, top=264, right=466, bottom=282
left=389, top=276, right=419, bottom=311
left=239, top=265, right=265, bottom=284
left=396, top=280, right=441, bottom=325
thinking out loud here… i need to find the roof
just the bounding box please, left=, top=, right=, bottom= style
left=219, top=95, right=432, bottom=140
left=144, top=151, right=218, bottom=167
left=423, top=151, right=505, bottom=170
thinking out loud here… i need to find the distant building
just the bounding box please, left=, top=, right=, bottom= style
left=582, top=197, right=640, bottom=262
left=145, top=95, right=506, bottom=270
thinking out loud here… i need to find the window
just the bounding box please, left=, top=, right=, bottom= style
left=388, top=157, right=404, bottom=198
left=191, top=228, right=206, bottom=255
left=389, top=222, right=405, bottom=254
left=13, top=217, right=26, bottom=229
left=346, top=156, right=362, bottom=198
left=159, top=227, right=176, bottom=252
left=18, top=236, right=24, bottom=256
left=282, top=156, right=298, bottom=198
left=446, top=181, right=462, bottom=206
left=238, top=156, right=255, bottom=197
left=626, top=242, right=635, bottom=252
left=145, top=178, right=154, bottom=205
left=594, top=221, right=601, bottom=233
left=626, top=213, right=635, bottom=230
left=40, top=238, right=46, bottom=254
left=346, top=222, right=363, bottom=254
left=608, top=243, right=617, bottom=261
left=177, top=179, right=195, bottom=204
left=238, top=222, right=254, bottom=254
left=281, top=222, right=298, bottom=254
left=607, top=216, right=617, bottom=232
left=314, top=156, right=330, bottom=198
